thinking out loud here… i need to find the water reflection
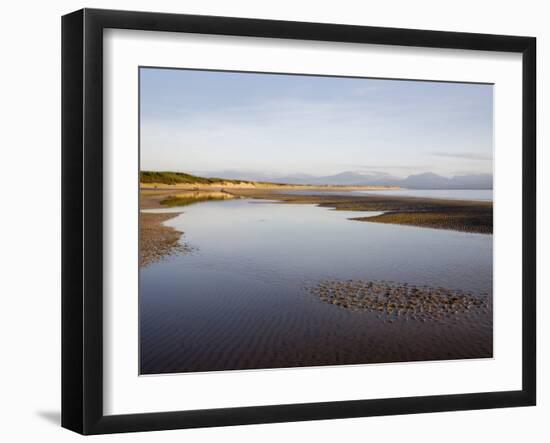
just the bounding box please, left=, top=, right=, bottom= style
left=140, top=198, right=493, bottom=374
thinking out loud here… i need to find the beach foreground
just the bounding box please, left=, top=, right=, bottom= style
left=139, top=212, right=185, bottom=267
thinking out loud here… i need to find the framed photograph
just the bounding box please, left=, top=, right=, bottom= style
left=62, top=8, right=536, bottom=435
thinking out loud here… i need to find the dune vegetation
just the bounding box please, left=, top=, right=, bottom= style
left=140, top=171, right=252, bottom=186
left=140, top=170, right=400, bottom=190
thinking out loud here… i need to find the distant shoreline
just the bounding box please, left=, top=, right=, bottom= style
left=140, top=170, right=493, bottom=190
left=139, top=170, right=401, bottom=191
left=140, top=186, right=492, bottom=238
left=140, top=183, right=401, bottom=191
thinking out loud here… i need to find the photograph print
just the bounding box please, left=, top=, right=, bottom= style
left=139, top=67, right=493, bottom=375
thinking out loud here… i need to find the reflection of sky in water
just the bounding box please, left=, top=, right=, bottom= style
left=140, top=198, right=493, bottom=374
left=158, top=199, right=492, bottom=291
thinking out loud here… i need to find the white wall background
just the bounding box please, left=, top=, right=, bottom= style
left=0, top=0, right=546, bottom=441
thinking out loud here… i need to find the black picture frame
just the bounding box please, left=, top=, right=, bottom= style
left=62, top=8, right=536, bottom=435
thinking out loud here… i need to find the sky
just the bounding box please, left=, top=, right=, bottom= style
left=140, top=68, right=493, bottom=179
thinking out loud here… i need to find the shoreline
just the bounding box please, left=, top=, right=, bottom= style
left=140, top=183, right=401, bottom=191
left=225, top=188, right=493, bottom=234
left=140, top=186, right=493, bottom=234
left=139, top=212, right=186, bottom=267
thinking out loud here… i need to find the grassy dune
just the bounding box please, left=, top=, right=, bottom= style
left=140, top=171, right=399, bottom=190
left=140, top=171, right=253, bottom=186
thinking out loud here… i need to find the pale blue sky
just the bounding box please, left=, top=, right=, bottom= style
left=140, top=68, right=493, bottom=178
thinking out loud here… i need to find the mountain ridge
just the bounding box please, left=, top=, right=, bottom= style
left=189, top=169, right=493, bottom=189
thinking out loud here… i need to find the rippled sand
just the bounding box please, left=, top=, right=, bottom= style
left=309, top=279, right=489, bottom=323
left=140, top=277, right=492, bottom=374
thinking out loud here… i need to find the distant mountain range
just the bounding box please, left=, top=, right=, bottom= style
left=192, top=170, right=493, bottom=189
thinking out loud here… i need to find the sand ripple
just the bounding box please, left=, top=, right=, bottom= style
left=309, top=279, right=489, bottom=323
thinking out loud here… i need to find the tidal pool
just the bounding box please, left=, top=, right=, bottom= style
left=140, top=198, right=493, bottom=374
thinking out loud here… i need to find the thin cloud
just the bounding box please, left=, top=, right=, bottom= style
left=141, top=69, right=493, bottom=177
left=430, top=152, right=492, bottom=161
left=354, top=164, right=430, bottom=171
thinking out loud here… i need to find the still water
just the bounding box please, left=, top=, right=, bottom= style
left=140, top=198, right=493, bottom=374
left=279, top=189, right=493, bottom=201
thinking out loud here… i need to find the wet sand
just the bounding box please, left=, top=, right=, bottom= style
left=309, top=279, right=489, bottom=323
left=139, top=212, right=187, bottom=267
left=141, top=276, right=493, bottom=374
left=352, top=210, right=491, bottom=234
left=226, top=188, right=493, bottom=234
